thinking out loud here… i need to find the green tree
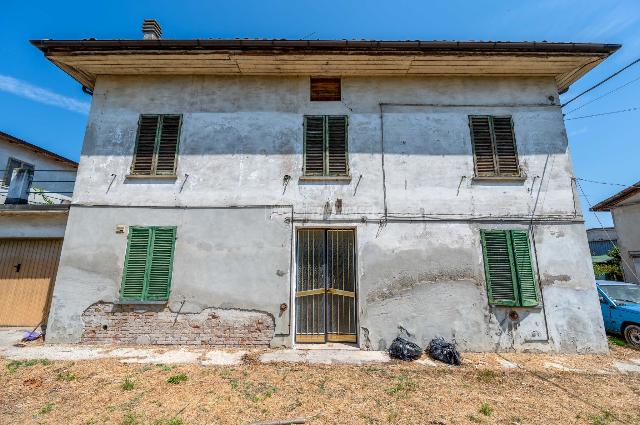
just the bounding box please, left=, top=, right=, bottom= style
left=593, top=246, right=624, bottom=281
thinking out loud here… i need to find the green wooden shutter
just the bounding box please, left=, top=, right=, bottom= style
left=304, top=116, right=326, bottom=175
left=481, top=230, right=518, bottom=306
left=327, top=116, right=348, bottom=176
left=145, top=227, right=176, bottom=301
left=132, top=115, right=160, bottom=175
left=121, top=227, right=152, bottom=300
left=510, top=230, right=539, bottom=306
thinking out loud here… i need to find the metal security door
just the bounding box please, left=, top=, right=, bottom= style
left=296, top=229, right=356, bottom=343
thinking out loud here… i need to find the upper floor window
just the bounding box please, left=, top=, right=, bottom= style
left=130, top=114, right=182, bottom=176
left=481, top=229, right=539, bottom=307
left=310, top=78, right=341, bottom=101
left=304, top=116, right=348, bottom=177
left=3, top=157, right=34, bottom=187
left=469, top=116, right=520, bottom=178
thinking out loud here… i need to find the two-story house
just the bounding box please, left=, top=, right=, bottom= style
left=32, top=21, right=619, bottom=352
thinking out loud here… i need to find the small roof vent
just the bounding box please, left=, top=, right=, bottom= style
left=142, top=19, right=162, bottom=40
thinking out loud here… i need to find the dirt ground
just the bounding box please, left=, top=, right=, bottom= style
left=2, top=343, right=640, bottom=425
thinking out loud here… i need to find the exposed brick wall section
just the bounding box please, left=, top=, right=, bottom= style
left=81, top=303, right=275, bottom=346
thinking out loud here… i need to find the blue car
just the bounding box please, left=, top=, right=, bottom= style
left=597, top=280, right=640, bottom=348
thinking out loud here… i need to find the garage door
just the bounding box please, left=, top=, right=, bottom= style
left=0, top=239, right=63, bottom=326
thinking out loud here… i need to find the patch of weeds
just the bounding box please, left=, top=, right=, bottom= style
left=121, top=377, right=135, bottom=391
left=156, top=364, right=175, bottom=372
left=39, top=403, right=54, bottom=414
left=477, top=369, right=497, bottom=382
left=56, top=371, right=76, bottom=382
left=316, top=376, right=329, bottom=392
left=589, top=410, right=615, bottom=425
left=166, top=373, right=188, bottom=385
left=608, top=336, right=626, bottom=347
left=362, top=366, right=392, bottom=378
left=479, top=402, right=492, bottom=417
left=6, top=359, right=51, bottom=373
left=237, top=381, right=278, bottom=402
left=385, top=374, right=417, bottom=397
left=230, top=379, right=239, bottom=390
left=121, top=412, right=139, bottom=425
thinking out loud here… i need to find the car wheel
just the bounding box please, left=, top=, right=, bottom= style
left=623, top=324, right=640, bottom=348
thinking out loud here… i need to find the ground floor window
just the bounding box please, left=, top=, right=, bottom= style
left=481, top=229, right=539, bottom=307
left=120, top=226, right=177, bottom=302
left=295, top=228, right=356, bottom=343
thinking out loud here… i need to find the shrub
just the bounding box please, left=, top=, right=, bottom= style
left=166, top=373, right=188, bottom=385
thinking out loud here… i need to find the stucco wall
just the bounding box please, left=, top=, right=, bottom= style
left=46, top=75, right=607, bottom=352
left=0, top=212, right=68, bottom=238
left=611, top=192, right=640, bottom=283
left=46, top=206, right=292, bottom=345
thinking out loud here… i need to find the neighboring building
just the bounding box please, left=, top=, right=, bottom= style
left=592, top=182, right=640, bottom=284
left=0, top=131, right=77, bottom=327
left=587, top=227, right=618, bottom=256
left=31, top=22, right=619, bottom=353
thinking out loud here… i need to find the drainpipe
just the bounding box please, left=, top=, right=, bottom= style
left=378, top=103, right=388, bottom=220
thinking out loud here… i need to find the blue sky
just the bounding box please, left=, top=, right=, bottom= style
left=1, top=1, right=639, bottom=228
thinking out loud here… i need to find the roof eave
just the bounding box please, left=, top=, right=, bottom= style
left=30, top=39, right=621, bottom=92
left=591, top=182, right=640, bottom=211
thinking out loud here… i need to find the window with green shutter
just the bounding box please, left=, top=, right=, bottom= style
left=303, top=115, right=348, bottom=176
left=481, top=229, right=539, bottom=307
left=469, top=115, right=520, bottom=177
left=120, top=226, right=177, bottom=302
left=131, top=114, right=182, bottom=176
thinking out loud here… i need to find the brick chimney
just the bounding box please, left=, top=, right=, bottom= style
left=142, top=19, right=162, bottom=40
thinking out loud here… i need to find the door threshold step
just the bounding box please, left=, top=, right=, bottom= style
left=294, top=342, right=359, bottom=350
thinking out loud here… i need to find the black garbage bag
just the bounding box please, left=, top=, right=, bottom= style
left=427, top=337, right=461, bottom=365
left=388, top=337, right=422, bottom=361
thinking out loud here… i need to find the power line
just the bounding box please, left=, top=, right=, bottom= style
left=575, top=177, right=628, bottom=187
left=561, top=57, right=640, bottom=107
left=564, top=74, right=640, bottom=115
left=564, top=106, right=640, bottom=121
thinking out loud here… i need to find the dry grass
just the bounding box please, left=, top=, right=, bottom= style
left=1, top=345, right=640, bottom=425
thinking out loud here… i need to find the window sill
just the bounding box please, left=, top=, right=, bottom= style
left=299, top=175, right=352, bottom=183
left=472, top=175, right=527, bottom=183
left=115, top=300, right=168, bottom=305
left=125, top=174, right=177, bottom=181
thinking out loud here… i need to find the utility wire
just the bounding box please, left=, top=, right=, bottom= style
left=575, top=177, right=628, bottom=187
left=564, top=106, right=640, bottom=121
left=564, top=74, right=640, bottom=115
left=561, top=57, right=640, bottom=107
